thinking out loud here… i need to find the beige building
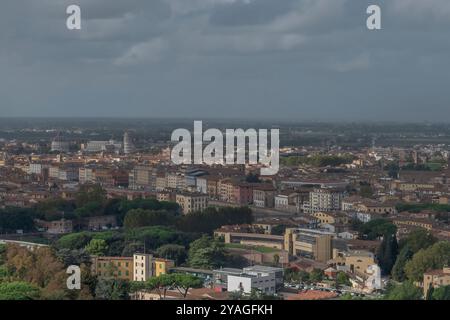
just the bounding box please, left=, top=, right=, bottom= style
left=218, top=179, right=235, bottom=203
left=423, top=267, right=450, bottom=297
left=129, top=165, right=156, bottom=190
left=331, top=250, right=376, bottom=275
left=176, top=192, right=208, bottom=214
left=217, top=231, right=284, bottom=250
left=284, top=228, right=333, bottom=262
left=311, top=211, right=349, bottom=225
left=253, top=186, right=276, bottom=208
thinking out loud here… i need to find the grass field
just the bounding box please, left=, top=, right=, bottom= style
left=225, top=243, right=280, bottom=253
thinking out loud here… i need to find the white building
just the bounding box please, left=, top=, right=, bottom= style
left=365, top=264, right=383, bottom=291
left=196, top=177, right=208, bottom=194
left=274, top=194, right=289, bottom=210
left=227, top=273, right=276, bottom=295
left=133, top=254, right=153, bottom=282
left=226, top=265, right=283, bottom=295
left=84, top=140, right=122, bottom=153
left=306, top=188, right=343, bottom=213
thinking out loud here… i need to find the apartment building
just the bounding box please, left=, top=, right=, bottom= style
left=133, top=254, right=176, bottom=282
left=49, top=164, right=79, bottom=181
left=129, top=165, right=156, bottom=190
left=304, top=188, right=343, bottom=213
left=218, top=178, right=236, bottom=203
left=253, top=185, right=276, bottom=208
left=155, top=174, right=168, bottom=191
left=91, top=256, right=133, bottom=281
left=284, top=228, right=333, bottom=262
left=233, top=183, right=254, bottom=205
left=196, top=176, right=208, bottom=194
left=176, top=192, right=208, bottom=214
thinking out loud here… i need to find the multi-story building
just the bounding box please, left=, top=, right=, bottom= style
left=49, top=164, right=79, bottom=181
left=330, top=250, right=377, bottom=275
left=133, top=254, right=154, bottom=282
left=133, top=254, right=175, bottom=282
left=79, top=166, right=96, bottom=184
left=226, top=266, right=283, bottom=295
left=129, top=165, right=156, bottom=190
left=167, top=172, right=186, bottom=190
left=91, top=256, right=133, bottom=281
left=176, top=192, right=208, bottom=214
left=305, top=188, right=343, bottom=213
left=233, top=183, right=254, bottom=205
left=423, top=267, right=450, bottom=297
left=284, top=228, right=333, bottom=262
left=218, top=178, right=236, bottom=203
left=196, top=176, right=208, bottom=194
left=155, top=174, right=168, bottom=191
left=253, top=185, right=276, bottom=208
left=206, top=176, right=220, bottom=199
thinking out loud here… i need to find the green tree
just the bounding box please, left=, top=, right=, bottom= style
left=156, top=244, right=187, bottom=266
left=56, top=232, right=93, bottom=250
left=76, top=184, right=106, bottom=207
left=336, top=272, right=351, bottom=287
left=385, top=281, right=422, bottom=300
left=377, top=233, right=398, bottom=275
left=360, top=219, right=397, bottom=240
left=123, top=209, right=175, bottom=229
left=392, top=229, right=437, bottom=281
left=172, top=273, right=203, bottom=298
left=431, top=285, right=450, bottom=300
left=309, top=269, right=324, bottom=283
left=404, top=241, right=450, bottom=282
left=399, top=229, right=437, bottom=253
left=95, top=278, right=130, bottom=300
left=187, top=235, right=226, bottom=269
left=85, top=239, right=109, bottom=256
left=56, top=249, right=91, bottom=267
left=0, top=281, right=40, bottom=300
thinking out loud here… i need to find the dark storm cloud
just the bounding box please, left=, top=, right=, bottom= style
left=0, top=0, right=450, bottom=121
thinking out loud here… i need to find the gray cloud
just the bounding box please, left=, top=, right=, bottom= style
left=0, top=0, right=449, bottom=122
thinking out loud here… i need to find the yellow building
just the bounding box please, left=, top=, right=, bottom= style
left=154, top=258, right=175, bottom=277
left=92, top=256, right=134, bottom=281
left=423, top=267, right=450, bottom=297
left=311, top=212, right=349, bottom=225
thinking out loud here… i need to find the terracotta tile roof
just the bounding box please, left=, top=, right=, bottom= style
left=287, top=290, right=337, bottom=300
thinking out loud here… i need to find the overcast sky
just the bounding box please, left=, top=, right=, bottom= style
left=1, top=0, right=450, bottom=121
